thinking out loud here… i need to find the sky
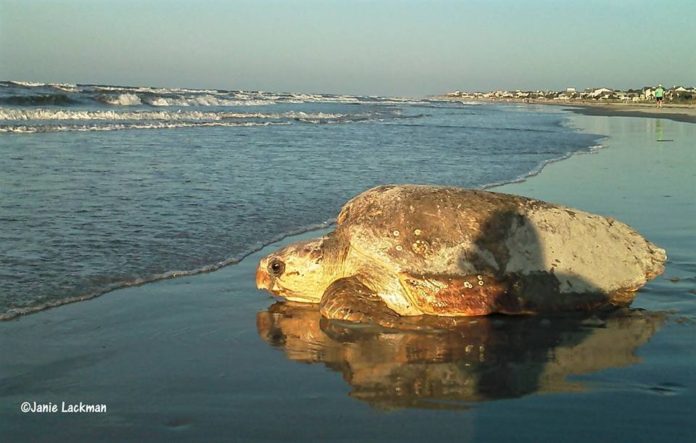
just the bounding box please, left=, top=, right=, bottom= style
left=1, top=0, right=694, bottom=97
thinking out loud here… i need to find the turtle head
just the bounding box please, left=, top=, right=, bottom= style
left=256, top=237, right=335, bottom=303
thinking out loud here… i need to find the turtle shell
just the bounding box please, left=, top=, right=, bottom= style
left=334, top=185, right=665, bottom=301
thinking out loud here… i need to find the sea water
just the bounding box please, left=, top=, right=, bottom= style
left=0, top=81, right=601, bottom=318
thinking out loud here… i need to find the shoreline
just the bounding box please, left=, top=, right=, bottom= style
left=437, top=96, right=696, bottom=124
left=0, top=220, right=335, bottom=322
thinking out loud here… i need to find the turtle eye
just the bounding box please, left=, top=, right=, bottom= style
left=268, top=258, right=285, bottom=277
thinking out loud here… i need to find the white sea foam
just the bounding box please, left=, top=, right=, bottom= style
left=9, top=80, right=46, bottom=87
left=99, top=93, right=142, bottom=106
left=282, top=111, right=348, bottom=120
left=143, top=95, right=275, bottom=107
left=0, top=108, right=350, bottom=122
left=0, top=108, right=214, bottom=121
left=48, top=83, right=79, bottom=92
left=289, top=93, right=361, bottom=103
left=92, top=86, right=136, bottom=93
left=0, top=121, right=286, bottom=133
left=91, top=85, right=219, bottom=95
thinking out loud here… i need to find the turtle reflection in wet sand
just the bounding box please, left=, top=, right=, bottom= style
left=256, top=185, right=666, bottom=325
left=257, top=302, right=664, bottom=409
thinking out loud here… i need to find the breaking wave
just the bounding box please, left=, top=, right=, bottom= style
left=97, top=93, right=143, bottom=106
left=0, top=80, right=435, bottom=108
left=0, top=108, right=353, bottom=121
left=7, top=80, right=47, bottom=87
left=0, top=121, right=284, bottom=133
left=0, top=106, right=406, bottom=133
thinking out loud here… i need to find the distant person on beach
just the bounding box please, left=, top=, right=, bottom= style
left=655, top=84, right=665, bottom=108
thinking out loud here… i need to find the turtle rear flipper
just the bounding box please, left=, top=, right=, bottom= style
left=319, top=277, right=400, bottom=326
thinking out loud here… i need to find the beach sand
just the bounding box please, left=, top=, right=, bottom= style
left=563, top=102, right=696, bottom=124
left=1, top=113, right=694, bottom=441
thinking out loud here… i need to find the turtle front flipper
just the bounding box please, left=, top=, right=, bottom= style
left=320, top=277, right=400, bottom=326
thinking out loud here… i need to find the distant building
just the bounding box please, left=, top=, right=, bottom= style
left=566, top=87, right=576, bottom=93
left=590, top=88, right=613, bottom=98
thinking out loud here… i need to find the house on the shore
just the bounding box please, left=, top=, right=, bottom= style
left=670, top=86, right=694, bottom=101
left=515, top=91, right=530, bottom=98
left=588, top=87, right=614, bottom=99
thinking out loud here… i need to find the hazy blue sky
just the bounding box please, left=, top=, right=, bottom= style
left=1, top=0, right=694, bottom=96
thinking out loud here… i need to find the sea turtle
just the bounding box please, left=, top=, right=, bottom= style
left=256, top=185, right=666, bottom=325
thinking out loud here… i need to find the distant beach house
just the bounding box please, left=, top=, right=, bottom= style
left=589, top=88, right=614, bottom=99
left=670, top=86, right=694, bottom=101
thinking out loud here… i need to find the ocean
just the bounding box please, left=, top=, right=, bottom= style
left=0, top=80, right=602, bottom=319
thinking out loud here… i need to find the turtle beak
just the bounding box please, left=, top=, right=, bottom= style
left=256, top=263, right=272, bottom=291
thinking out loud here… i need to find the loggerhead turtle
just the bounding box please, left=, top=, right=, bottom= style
left=256, top=185, right=666, bottom=324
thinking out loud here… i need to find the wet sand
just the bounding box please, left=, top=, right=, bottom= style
left=1, top=113, right=694, bottom=442
left=563, top=103, right=696, bottom=124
